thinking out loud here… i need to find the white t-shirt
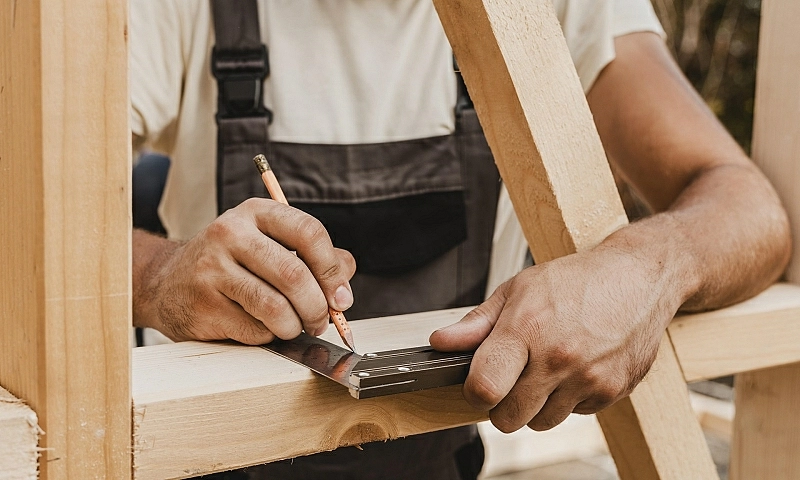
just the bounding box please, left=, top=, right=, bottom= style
left=130, top=0, right=664, bottom=240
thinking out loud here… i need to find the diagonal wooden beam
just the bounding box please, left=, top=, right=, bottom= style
left=0, top=1, right=131, bottom=478
left=430, top=0, right=717, bottom=478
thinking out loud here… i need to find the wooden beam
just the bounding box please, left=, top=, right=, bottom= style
left=669, top=283, right=800, bottom=382
left=731, top=0, right=800, bottom=478
left=0, top=1, right=132, bottom=478
left=0, top=387, right=39, bottom=480
left=132, top=285, right=800, bottom=478
left=732, top=364, right=800, bottom=479
left=431, top=0, right=716, bottom=478
left=132, top=308, right=486, bottom=479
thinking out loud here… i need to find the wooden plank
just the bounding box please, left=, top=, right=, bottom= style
left=0, top=1, right=132, bottom=478
left=132, top=308, right=486, bottom=479
left=132, top=290, right=800, bottom=478
left=731, top=0, right=800, bottom=478
left=431, top=1, right=716, bottom=479
left=669, top=283, right=800, bottom=381
left=732, top=364, right=800, bottom=479
left=0, top=387, right=39, bottom=480
left=433, top=0, right=627, bottom=261
left=597, top=335, right=717, bottom=479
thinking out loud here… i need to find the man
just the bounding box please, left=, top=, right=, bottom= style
left=130, top=1, right=791, bottom=478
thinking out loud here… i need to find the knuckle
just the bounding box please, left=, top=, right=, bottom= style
left=239, top=197, right=264, bottom=211
left=262, top=296, right=302, bottom=339
left=579, top=365, right=608, bottom=390
left=229, top=278, right=264, bottom=312
left=277, top=258, right=309, bottom=288
left=593, top=381, right=624, bottom=408
left=224, top=319, right=271, bottom=346
left=295, top=216, right=328, bottom=247
left=545, top=343, right=578, bottom=373
left=204, top=217, right=237, bottom=242
left=316, top=261, right=341, bottom=283
left=255, top=292, right=287, bottom=322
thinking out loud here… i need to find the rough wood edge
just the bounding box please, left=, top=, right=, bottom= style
left=0, top=386, right=40, bottom=480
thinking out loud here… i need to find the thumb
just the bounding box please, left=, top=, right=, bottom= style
left=430, top=282, right=508, bottom=351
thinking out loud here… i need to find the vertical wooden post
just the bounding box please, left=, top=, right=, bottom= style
left=431, top=0, right=717, bottom=478
left=731, top=0, right=800, bottom=478
left=0, top=1, right=132, bottom=478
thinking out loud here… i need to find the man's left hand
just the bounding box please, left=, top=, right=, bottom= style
left=430, top=245, right=681, bottom=432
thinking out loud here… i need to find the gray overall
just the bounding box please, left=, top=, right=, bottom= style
left=209, top=1, right=500, bottom=478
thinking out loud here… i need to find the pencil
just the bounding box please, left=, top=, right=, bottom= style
left=253, top=154, right=357, bottom=353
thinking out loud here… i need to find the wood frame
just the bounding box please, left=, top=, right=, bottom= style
left=730, top=0, right=800, bottom=478
left=2, top=0, right=800, bottom=479
left=0, top=0, right=131, bottom=478
left=130, top=283, right=800, bottom=478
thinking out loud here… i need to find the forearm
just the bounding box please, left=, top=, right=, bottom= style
left=601, top=162, right=790, bottom=315
left=132, top=228, right=183, bottom=329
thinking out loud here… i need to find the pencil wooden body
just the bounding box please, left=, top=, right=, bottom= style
left=255, top=157, right=356, bottom=351
left=260, top=171, right=288, bottom=205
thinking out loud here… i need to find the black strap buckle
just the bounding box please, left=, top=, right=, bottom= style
left=211, top=44, right=273, bottom=121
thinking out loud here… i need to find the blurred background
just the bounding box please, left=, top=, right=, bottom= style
left=652, top=0, right=761, bottom=152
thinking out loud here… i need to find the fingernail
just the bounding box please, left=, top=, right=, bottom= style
left=334, top=284, right=353, bottom=310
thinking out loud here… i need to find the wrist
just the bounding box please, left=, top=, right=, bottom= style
left=132, top=229, right=182, bottom=330
left=596, top=213, right=703, bottom=322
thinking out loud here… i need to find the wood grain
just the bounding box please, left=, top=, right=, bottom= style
left=132, top=283, right=800, bottom=478
left=731, top=0, right=800, bottom=478
left=669, top=283, right=800, bottom=381
left=732, top=364, right=800, bottom=479
left=132, top=308, right=486, bottom=479
left=431, top=1, right=716, bottom=478
left=432, top=0, right=627, bottom=264
left=0, top=1, right=132, bottom=478
left=0, top=387, right=39, bottom=480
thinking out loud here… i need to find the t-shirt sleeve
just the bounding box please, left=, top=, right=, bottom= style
left=557, top=0, right=666, bottom=93
left=129, top=0, right=185, bottom=153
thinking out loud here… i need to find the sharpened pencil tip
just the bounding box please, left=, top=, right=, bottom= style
left=344, top=332, right=357, bottom=354
left=253, top=154, right=271, bottom=174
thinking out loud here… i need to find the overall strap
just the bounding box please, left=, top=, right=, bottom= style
left=210, top=0, right=272, bottom=214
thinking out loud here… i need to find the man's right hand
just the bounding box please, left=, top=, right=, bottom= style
left=132, top=198, right=356, bottom=345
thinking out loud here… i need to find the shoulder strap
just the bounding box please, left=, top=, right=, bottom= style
left=210, top=0, right=272, bottom=213
left=212, top=0, right=262, bottom=52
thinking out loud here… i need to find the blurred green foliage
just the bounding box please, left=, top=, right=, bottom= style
left=651, top=0, right=761, bottom=152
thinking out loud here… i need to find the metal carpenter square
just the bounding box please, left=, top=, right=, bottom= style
left=262, top=335, right=474, bottom=399
left=348, top=347, right=473, bottom=399
left=261, top=333, right=361, bottom=388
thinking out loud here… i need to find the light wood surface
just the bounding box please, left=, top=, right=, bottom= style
left=732, top=364, right=800, bottom=479
left=0, top=1, right=132, bottom=478
left=433, top=0, right=627, bottom=263
left=432, top=1, right=716, bottom=478
left=731, top=0, right=800, bottom=478
left=132, top=308, right=486, bottom=479
left=669, top=283, right=800, bottom=381
left=0, top=387, right=39, bottom=480
left=597, top=336, right=718, bottom=479
left=132, top=287, right=800, bottom=479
